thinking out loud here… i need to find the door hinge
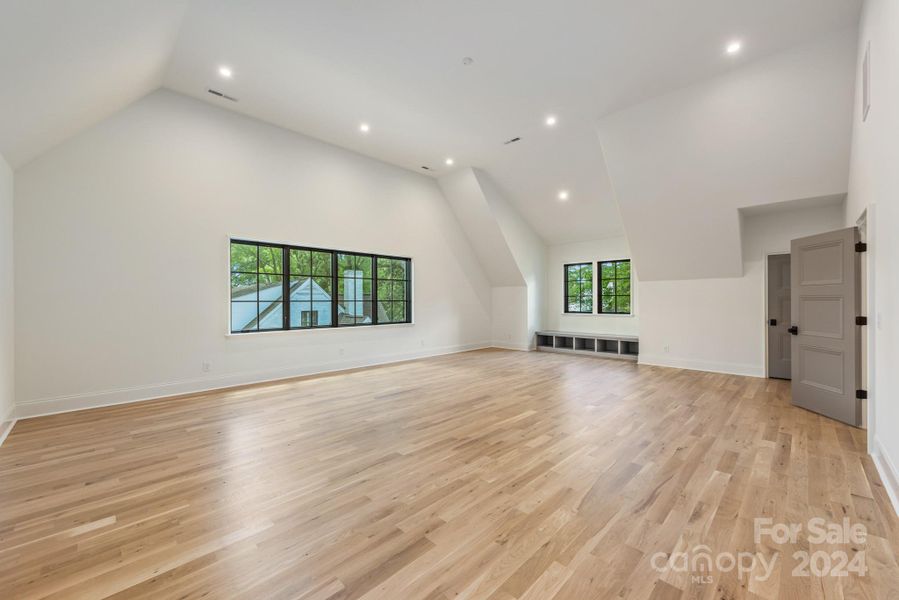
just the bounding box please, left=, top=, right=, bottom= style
left=856, top=316, right=868, bottom=326
left=856, top=389, right=868, bottom=400
left=855, top=241, right=867, bottom=252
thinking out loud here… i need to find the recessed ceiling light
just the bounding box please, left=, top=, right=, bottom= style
left=557, top=190, right=570, bottom=201
left=359, top=122, right=370, bottom=133
left=445, top=157, right=454, bottom=166
left=218, top=66, right=233, bottom=79
left=545, top=115, right=558, bottom=127
left=726, top=41, right=742, bottom=55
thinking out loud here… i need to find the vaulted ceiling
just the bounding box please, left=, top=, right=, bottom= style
left=0, top=1, right=188, bottom=168
left=598, top=28, right=857, bottom=280
left=0, top=0, right=862, bottom=252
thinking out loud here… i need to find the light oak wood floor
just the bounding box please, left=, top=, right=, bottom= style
left=1, top=349, right=898, bottom=599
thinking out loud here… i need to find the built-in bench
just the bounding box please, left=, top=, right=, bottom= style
left=535, top=330, right=639, bottom=361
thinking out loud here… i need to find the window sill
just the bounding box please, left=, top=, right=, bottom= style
left=226, top=321, right=415, bottom=337
left=561, top=313, right=635, bottom=318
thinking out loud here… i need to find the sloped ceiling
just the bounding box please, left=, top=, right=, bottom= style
left=0, top=0, right=861, bottom=250
left=438, top=169, right=525, bottom=287
left=597, top=28, right=857, bottom=281
left=162, top=0, right=860, bottom=244
left=0, top=0, right=189, bottom=168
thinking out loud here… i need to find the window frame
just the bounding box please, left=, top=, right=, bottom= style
left=597, top=259, right=632, bottom=315
left=229, top=238, right=412, bottom=334
left=229, top=241, right=286, bottom=333
left=563, top=262, right=594, bottom=314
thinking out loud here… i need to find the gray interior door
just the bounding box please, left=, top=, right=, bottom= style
left=767, top=254, right=791, bottom=379
left=790, top=227, right=860, bottom=426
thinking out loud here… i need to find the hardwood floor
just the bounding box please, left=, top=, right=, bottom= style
left=1, top=349, right=897, bottom=599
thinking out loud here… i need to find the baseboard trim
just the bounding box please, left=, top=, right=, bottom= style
left=12, top=346, right=768, bottom=422
left=872, top=437, right=899, bottom=518
left=490, top=342, right=532, bottom=352
left=15, top=341, right=493, bottom=420
left=0, top=406, right=16, bottom=447
left=638, top=354, right=764, bottom=378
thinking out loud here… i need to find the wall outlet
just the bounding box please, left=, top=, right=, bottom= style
left=338, top=347, right=345, bottom=356
left=201, top=361, right=212, bottom=372
left=420, top=339, right=425, bottom=347
left=663, top=345, right=670, bottom=353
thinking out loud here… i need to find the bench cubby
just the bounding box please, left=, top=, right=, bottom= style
left=534, top=331, right=638, bottom=362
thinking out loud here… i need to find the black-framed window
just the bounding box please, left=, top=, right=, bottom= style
left=288, top=248, right=333, bottom=328
left=376, top=257, right=411, bottom=324
left=564, top=263, right=593, bottom=313
left=230, top=242, right=285, bottom=332
left=337, top=252, right=373, bottom=326
left=599, top=259, right=631, bottom=314
left=230, top=239, right=411, bottom=333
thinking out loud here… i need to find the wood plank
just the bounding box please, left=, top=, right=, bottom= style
left=0, top=349, right=896, bottom=599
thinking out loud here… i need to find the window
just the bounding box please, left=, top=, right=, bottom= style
left=599, top=259, right=631, bottom=314
left=564, top=263, right=593, bottom=313
left=300, top=310, right=318, bottom=327
left=337, top=252, right=373, bottom=326
left=288, top=248, right=333, bottom=328
left=230, top=239, right=411, bottom=333
left=230, top=242, right=284, bottom=332
left=377, top=257, right=411, bottom=324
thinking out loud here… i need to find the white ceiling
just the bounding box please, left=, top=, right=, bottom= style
left=598, top=28, right=857, bottom=280
left=0, top=0, right=188, bottom=168
left=1, top=0, right=861, bottom=244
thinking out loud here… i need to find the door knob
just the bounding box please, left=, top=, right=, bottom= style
left=788, top=326, right=798, bottom=335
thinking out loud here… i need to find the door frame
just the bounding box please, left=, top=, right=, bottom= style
left=763, top=250, right=791, bottom=379
left=857, top=207, right=875, bottom=446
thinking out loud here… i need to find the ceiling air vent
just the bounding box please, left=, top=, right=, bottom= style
left=208, top=89, right=238, bottom=102
left=421, top=166, right=432, bottom=171
left=503, top=136, right=521, bottom=145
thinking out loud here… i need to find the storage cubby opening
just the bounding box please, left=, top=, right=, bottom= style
left=596, top=339, right=619, bottom=354
left=554, top=336, right=574, bottom=349
left=534, top=332, right=638, bottom=361
left=574, top=337, right=595, bottom=351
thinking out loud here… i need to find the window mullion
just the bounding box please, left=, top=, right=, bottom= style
left=282, top=245, right=289, bottom=330
left=331, top=251, right=338, bottom=328
left=372, top=255, right=379, bottom=326
left=406, top=259, right=412, bottom=323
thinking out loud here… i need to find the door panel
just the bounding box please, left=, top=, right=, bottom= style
left=767, top=254, right=791, bottom=379
left=799, top=296, right=843, bottom=338
left=797, top=241, right=843, bottom=284
left=797, top=346, right=843, bottom=394
left=790, top=227, right=860, bottom=426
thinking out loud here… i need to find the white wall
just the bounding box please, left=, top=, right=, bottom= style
left=474, top=171, right=546, bottom=349
left=0, top=153, right=14, bottom=440
left=639, top=202, right=844, bottom=377
left=437, top=168, right=547, bottom=350
left=597, top=28, right=856, bottom=281
left=490, top=286, right=529, bottom=349
left=13, top=89, right=493, bottom=417
left=543, top=236, right=639, bottom=336
left=436, top=169, right=524, bottom=287
left=844, top=0, right=899, bottom=510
